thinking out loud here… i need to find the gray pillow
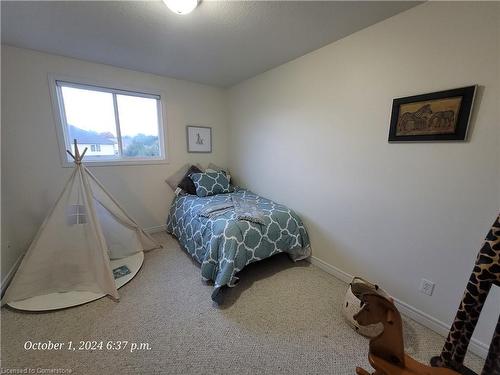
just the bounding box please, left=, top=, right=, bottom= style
left=207, top=163, right=228, bottom=174
left=165, top=164, right=190, bottom=191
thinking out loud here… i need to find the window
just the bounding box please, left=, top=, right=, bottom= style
left=67, top=204, right=87, bottom=225
left=52, top=79, right=165, bottom=165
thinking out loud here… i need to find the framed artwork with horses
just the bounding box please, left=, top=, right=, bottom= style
left=388, top=86, right=476, bottom=142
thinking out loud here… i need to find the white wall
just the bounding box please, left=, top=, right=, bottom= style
left=1, top=1, right=499, bottom=357
left=228, top=2, right=500, bottom=352
left=1, top=45, right=228, bottom=279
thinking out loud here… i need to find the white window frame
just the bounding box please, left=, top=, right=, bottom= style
left=48, top=74, right=168, bottom=167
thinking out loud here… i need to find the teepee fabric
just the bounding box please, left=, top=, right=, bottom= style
left=86, top=168, right=158, bottom=259
left=3, top=148, right=159, bottom=305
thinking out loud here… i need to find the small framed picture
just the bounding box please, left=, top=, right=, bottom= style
left=186, top=126, right=212, bottom=153
left=388, top=85, right=477, bottom=142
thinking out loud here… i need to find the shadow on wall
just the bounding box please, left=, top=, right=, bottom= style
left=465, top=85, right=484, bottom=142
left=89, top=167, right=165, bottom=228
left=302, top=215, right=364, bottom=274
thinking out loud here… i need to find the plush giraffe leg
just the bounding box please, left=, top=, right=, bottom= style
left=482, top=313, right=500, bottom=375
left=430, top=282, right=489, bottom=372
left=452, top=282, right=491, bottom=365
left=431, top=214, right=500, bottom=374
left=431, top=264, right=492, bottom=371
left=432, top=300, right=465, bottom=367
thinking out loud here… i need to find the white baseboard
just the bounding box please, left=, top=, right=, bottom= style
left=308, top=255, right=352, bottom=283
left=307, top=255, right=489, bottom=359
left=145, top=224, right=167, bottom=234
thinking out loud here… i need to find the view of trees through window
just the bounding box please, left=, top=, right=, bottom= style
left=67, top=125, right=159, bottom=158
left=57, top=82, right=163, bottom=161
left=122, top=134, right=159, bottom=157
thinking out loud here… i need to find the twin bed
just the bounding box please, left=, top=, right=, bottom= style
left=166, top=188, right=311, bottom=302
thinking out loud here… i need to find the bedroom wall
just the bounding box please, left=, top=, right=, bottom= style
left=1, top=46, right=229, bottom=282
left=228, top=2, right=499, bottom=353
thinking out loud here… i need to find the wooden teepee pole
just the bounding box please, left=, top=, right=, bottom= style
left=66, top=139, right=88, bottom=164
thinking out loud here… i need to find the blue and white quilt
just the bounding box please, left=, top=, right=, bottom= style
left=166, top=189, right=311, bottom=301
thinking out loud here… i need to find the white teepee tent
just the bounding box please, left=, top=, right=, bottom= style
left=3, top=141, right=160, bottom=311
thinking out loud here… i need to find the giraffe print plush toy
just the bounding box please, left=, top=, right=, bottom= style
left=431, top=214, right=500, bottom=375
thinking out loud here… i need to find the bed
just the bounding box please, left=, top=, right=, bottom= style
left=166, top=188, right=311, bottom=302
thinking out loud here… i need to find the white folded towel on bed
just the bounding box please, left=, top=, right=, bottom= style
left=232, top=196, right=266, bottom=225
left=199, top=202, right=234, bottom=218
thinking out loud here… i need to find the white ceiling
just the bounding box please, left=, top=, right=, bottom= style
left=1, top=1, right=420, bottom=87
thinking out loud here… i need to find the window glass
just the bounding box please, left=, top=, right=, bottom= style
left=116, top=94, right=160, bottom=158
left=55, top=80, right=164, bottom=164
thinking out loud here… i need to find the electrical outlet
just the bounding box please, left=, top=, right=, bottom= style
left=419, top=279, right=435, bottom=296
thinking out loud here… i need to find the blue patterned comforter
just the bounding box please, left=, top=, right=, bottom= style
left=166, top=189, right=311, bottom=301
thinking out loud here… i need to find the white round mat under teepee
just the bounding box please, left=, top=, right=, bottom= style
left=7, top=251, right=144, bottom=311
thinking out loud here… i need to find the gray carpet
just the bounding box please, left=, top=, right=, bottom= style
left=1, top=232, right=484, bottom=374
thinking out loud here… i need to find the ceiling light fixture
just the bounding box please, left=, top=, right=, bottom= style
left=163, top=0, right=200, bottom=15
